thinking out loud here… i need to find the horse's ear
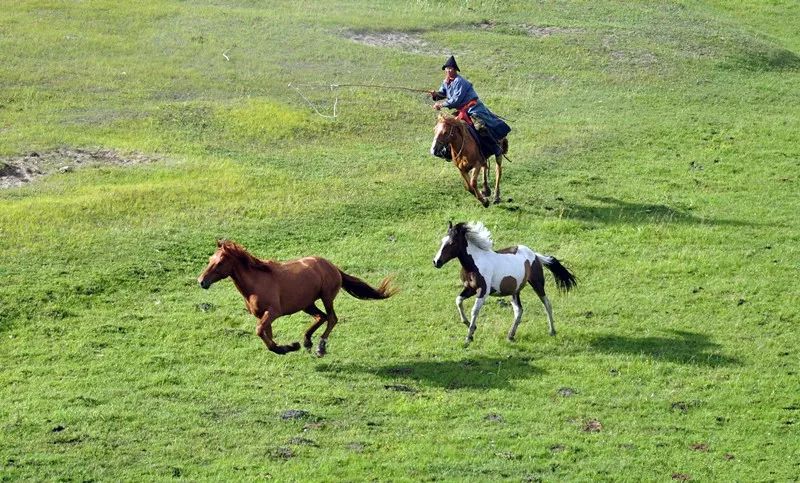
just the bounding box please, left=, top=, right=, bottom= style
left=447, top=220, right=453, bottom=230
left=216, top=239, right=223, bottom=247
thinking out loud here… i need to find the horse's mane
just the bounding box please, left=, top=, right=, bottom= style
left=462, top=222, right=493, bottom=251
left=439, top=114, right=473, bottom=147
left=440, top=114, right=468, bottom=131
left=220, top=240, right=272, bottom=271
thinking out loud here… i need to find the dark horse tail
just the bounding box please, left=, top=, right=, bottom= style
left=339, top=270, right=398, bottom=300
left=537, top=254, right=577, bottom=293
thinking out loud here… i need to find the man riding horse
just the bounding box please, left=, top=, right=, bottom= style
left=430, top=56, right=511, bottom=160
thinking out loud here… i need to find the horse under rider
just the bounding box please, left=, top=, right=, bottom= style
left=430, top=55, right=511, bottom=158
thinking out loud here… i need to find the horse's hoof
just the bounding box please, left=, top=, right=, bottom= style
left=289, top=342, right=301, bottom=351
left=481, top=200, right=490, bottom=208
left=303, top=339, right=313, bottom=350
left=315, top=349, right=326, bottom=358
left=493, top=197, right=501, bottom=205
left=507, top=335, right=516, bottom=342
left=549, top=331, right=557, bottom=337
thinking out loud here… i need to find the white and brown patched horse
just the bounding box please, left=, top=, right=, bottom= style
left=431, top=114, right=508, bottom=207
left=433, top=222, right=576, bottom=345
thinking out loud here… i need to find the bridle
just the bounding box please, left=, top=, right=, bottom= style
left=438, top=120, right=467, bottom=159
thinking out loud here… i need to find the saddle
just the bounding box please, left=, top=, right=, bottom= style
left=466, top=123, right=503, bottom=159
left=432, top=113, right=504, bottom=161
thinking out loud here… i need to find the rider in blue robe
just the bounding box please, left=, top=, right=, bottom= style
left=431, top=56, right=511, bottom=157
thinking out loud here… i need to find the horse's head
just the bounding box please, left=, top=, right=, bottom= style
left=433, top=221, right=467, bottom=268
left=197, top=240, right=238, bottom=289
left=430, top=114, right=461, bottom=159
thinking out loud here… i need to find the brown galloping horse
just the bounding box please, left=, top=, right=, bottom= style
left=431, top=114, right=508, bottom=207
left=197, top=240, right=397, bottom=357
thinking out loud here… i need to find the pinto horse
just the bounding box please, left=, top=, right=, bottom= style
left=433, top=222, right=576, bottom=345
left=198, top=240, right=397, bottom=357
left=430, top=114, right=508, bottom=207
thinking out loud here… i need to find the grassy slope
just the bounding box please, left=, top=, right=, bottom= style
left=1, top=0, right=798, bottom=480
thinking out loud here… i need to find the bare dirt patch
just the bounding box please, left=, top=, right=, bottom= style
left=601, top=34, right=660, bottom=68
left=485, top=413, right=504, bottom=423
left=384, top=383, right=417, bottom=393
left=582, top=419, right=603, bottom=432
left=280, top=409, right=311, bottom=421
left=521, top=24, right=584, bottom=38
left=557, top=387, right=578, bottom=397
left=342, top=25, right=581, bottom=55
left=342, top=30, right=444, bottom=54
left=0, top=148, right=158, bottom=189
left=610, top=49, right=658, bottom=67
left=268, top=447, right=294, bottom=460
left=287, top=437, right=318, bottom=447
left=346, top=441, right=367, bottom=453
left=476, top=20, right=584, bottom=38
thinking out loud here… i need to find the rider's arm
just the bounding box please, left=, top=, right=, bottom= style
left=441, top=77, right=470, bottom=109
left=431, top=81, right=447, bottom=101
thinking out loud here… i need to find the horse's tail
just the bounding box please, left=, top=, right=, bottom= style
left=536, top=254, right=577, bottom=293
left=339, top=270, right=398, bottom=300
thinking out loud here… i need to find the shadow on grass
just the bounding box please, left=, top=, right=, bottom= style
left=317, top=356, right=545, bottom=390
left=724, top=46, right=800, bottom=72
left=561, top=196, right=756, bottom=227
left=589, top=330, right=740, bottom=367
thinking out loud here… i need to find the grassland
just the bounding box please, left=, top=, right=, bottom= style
left=1, top=0, right=798, bottom=480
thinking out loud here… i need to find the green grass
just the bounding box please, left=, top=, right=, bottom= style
left=1, top=0, right=799, bottom=480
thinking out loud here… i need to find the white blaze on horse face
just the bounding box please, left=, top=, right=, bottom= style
left=431, top=122, right=447, bottom=155
left=199, top=252, right=223, bottom=286
left=208, top=252, right=223, bottom=271
left=433, top=235, right=451, bottom=267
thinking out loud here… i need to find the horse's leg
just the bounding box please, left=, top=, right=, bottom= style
left=507, top=293, right=523, bottom=341
left=528, top=259, right=556, bottom=336
left=257, top=311, right=301, bottom=354
left=458, top=169, right=488, bottom=207
left=316, top=297, right=339, bottom=357
left=459, top=169, right=473, bottom=193
left=481, top=161, right=491, bottom=198
left=456, top=286, right=477, bottom=326
left=469, top=166, right=490, bottom=208
left=541, top=294, right=556, bottom=336
left=302, top=304, right=327, bottom=350
left=465, top=292, right=486, bottom=345
left=493, top=154, right=503, bottom=204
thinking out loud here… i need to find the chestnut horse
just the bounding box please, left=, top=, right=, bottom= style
left=431, top=114, right=508, bottom=207
left=433, top=222, right=576, bottom=345
left=198, top=240, right=397, bottom=357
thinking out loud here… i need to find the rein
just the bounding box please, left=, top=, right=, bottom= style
left=443, top=119, right=510, bottom=163
left=444, top=123, right=467, bottom=159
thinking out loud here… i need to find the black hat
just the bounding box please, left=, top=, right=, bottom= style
left=441, top=55, right=460, bottom=71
